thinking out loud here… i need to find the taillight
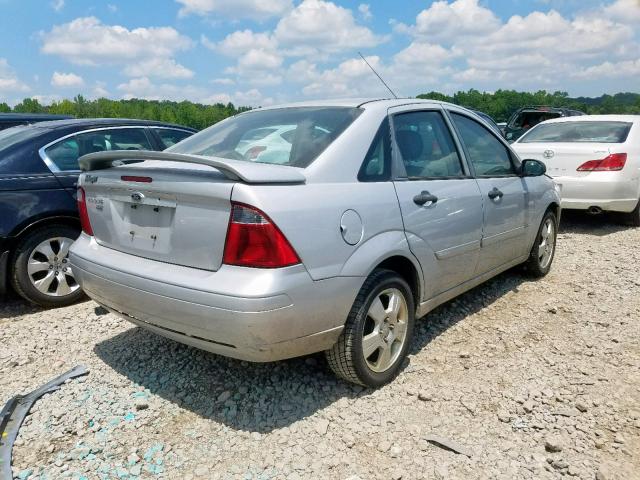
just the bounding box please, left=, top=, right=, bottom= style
left=223, top=203, right=300, bottom=268
left=577, top=153, right=627, bottom=171
left=77, top=187, right=94, bottom=236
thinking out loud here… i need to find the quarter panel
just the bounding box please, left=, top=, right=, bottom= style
left=231, top=181, right=405, bottom=281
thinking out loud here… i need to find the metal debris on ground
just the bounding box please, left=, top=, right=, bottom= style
left=424, top=434, right=473, bottom=458
left=0, top=365, right=89, bottom=479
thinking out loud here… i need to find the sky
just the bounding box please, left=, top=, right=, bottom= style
left=0, top=0, right=639, bottom=107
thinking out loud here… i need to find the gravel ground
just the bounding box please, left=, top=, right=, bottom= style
left=1, top=211, right=639, bottom=480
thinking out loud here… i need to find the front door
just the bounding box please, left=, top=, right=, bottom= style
left=390, top=108, right=484, bottom=299
left=449, top=111, right=528, bottom=274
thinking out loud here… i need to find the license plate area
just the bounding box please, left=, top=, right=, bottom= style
left=110, top=190, right=177, bottom=253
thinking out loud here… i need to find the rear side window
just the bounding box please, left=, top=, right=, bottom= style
left=451, top=113, right=515, bottom=176
left=359, top=118, right=391, bottom=182
left=393, top=111, right=464, bottom=179
left=153, top=128, right=193, bottom=149
left=168, top=107, right=362, bottom=168
left=519, top=121, right=633, bottom=143
left=44, top=128, right=153, bottom=171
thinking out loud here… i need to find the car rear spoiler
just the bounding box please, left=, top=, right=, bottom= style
left=78, top=150, right=306, bottom=184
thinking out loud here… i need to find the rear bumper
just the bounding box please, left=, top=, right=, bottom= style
left=553, top=174, right=639, bottom=212
left=70, top=235, right=361, bottom=362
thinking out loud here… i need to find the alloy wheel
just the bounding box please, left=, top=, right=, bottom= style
left=538, top=218, right=556, bottom=269
left=27, top=236, right=79, bottom=297
left=362, top=288, right=409, bottom=373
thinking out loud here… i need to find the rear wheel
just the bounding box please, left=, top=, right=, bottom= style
left=326, top=269, right=415, bottom=387
left=523, top=210, right=557, bottom=278
left=622, top=199, right=640, bottom=227
left=11, top=225, right=84, bottom=308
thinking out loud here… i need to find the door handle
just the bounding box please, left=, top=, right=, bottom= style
left=413, top=191, right=438, bottom=206
left=488, top=187, right=503, bottom=200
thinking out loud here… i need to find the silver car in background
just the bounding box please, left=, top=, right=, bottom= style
left=70, top=99, right=560, bottom=387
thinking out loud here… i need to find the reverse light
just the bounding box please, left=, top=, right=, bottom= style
left=223, top=203, right=300, bottom=268
left=577, top=153, right=627, bottom=172
left=77, top=187, right=94, bottom=236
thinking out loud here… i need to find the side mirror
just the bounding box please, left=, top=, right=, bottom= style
left=520, top=159, right=547, bottom=177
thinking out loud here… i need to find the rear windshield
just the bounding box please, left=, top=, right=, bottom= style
left=519, top=121, right=633, bottom=143
left=168, top=107, right=362, bottom=168
left=0, top=125, right=43, bottom=151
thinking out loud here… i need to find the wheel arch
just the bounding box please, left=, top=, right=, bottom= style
left=373, top=255, right=422, bottom=311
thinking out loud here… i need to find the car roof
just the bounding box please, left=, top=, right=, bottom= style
left=254, top=98, right=463, bottom=111
left=26, top=117, right=196, bottom=131
left=0, top=113, right=73, bottom=121
left=538, top=114, right=640, bottom=124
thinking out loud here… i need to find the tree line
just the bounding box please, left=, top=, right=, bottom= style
left=0, top=90, right=638, bottom=130
left=0, top=96, right=249, bottom=131
left=417, top=90, right=640, bottom=122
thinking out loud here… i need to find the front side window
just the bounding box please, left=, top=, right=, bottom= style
left=519, top=121, right=632, bottom=144
left=451, top=113, right=515, bottom=177
left=393, top=110, right=464, bottom=179
left=45, top=128, right=153, bottom=171
left=168, top=107, right=362, bottom=168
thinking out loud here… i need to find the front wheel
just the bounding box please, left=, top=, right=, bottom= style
left=523, top=210, right=557, bottom=278
left=326, top=269, right=415, bottom=387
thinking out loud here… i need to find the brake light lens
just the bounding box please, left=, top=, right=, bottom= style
left=121, top=175, right=152, bottom=183
left=577, top=153, right=627, bottom=171
left=77, top=187, right=94, bottom=236
left=223, top=203, right=300, bottom=268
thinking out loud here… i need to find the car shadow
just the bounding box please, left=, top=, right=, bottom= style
left=94, top=267, right=532, bottom=433
left=410, top=267, right=528, bottom=356
left=94, top=328, right=365, bottom=433
left=559, top=210, right=630, bottom=236
left=0, top=291, right=41, bottom=320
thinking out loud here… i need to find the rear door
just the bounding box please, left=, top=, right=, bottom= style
left=389, top=105, right=483, bottom=297
left=40, top=127, right=155, bottom=193
left=449, top=110, right=528, bottom=274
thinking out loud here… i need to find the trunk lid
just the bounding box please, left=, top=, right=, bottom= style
left=514, top=143, right=612, bottom=178
left=78, top=151, right=306, bottom=271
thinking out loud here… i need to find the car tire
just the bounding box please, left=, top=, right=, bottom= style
left=622, top=199, right=640, bottom=227
left=325, top=268, right=415, bottom=388
left=11, top=225, right=84, bottom=308
left=523, top=210, right=557, bottom=278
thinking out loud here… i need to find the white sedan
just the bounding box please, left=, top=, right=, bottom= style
left=513, top=115, right=640, bottom=226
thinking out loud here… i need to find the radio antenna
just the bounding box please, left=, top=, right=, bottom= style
left=358, top=52, right=398, bottom=99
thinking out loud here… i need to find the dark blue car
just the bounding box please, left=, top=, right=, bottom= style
left=0, top=118, right=195, bottom=307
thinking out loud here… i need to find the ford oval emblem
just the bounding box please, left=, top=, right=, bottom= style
left=543, top=150, right=555, bottom=159
left=131, top=192, right=144, bottom=203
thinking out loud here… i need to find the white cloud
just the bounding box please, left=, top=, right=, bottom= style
left=211, top=78, right=235, bottom=85
left=274, top=0, right=383, bottom=55
left=393, top=42, right=455, bottom=67
left=209, top=30, right=278, bottom=57
left=0, top=59, right=29, bottom=93
left=51, top=71, right=84, bottom=88
left=571, top=59, right=640, bottom=79
left=122, top=58, right=194, bottom=79
left=107, top=4, right=118, bottom=12
left=408, top=0, right=501, bottom=41
left=41, top=17, right=193, bottom=79
left=116, top=77, right=271, bottom=106
left=358, top=4, right=372, bottom=20
left=176, top=0, right=292, bottom=20
left=603, top=0, right=640, bottom=25
left=51, top=0, right=64, bottom=12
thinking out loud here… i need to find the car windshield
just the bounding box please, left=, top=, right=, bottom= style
left=168, top=107, right=362, bottom=167
left=519, top=121, right=632, bottom=143
left=0, top=125, right=43, bottom=151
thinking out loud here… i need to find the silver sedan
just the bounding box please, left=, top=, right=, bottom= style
left=70, top=99, right=560, bottom=387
